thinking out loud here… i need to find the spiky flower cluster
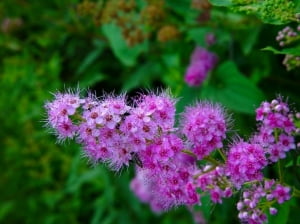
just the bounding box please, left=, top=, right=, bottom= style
left=226, top=141, right=267, bottom=188
left=45, top=90, right=299, bottom=224
left=253, top=99, right=296, bottom=163
left=184, top=46, right=218, bottom=87
left=237, top=180, right=291, bottom=224
left=181, top=102, right=227, bottom=159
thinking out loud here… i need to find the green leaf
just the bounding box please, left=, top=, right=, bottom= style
left=297, top=155, right=300, bottom=166
left=239, top=27, right=261, bottom=55
left=76, top=49, right=103, bottom=76
left=262, top=45, right=300, bottom=56
left=268, top=198, right=293, bottom=224
left=209, top=0, right=233, bottom=6
left=102, top=23, right=148, bottom=66
left=199, top=194, right=213, bottom=220
left=121, top=62, right=161, bottom=92
left=79, top=72, right=106, bottom=88
left=187, top=27, right=212, bottom=46
left=187, top=27, right=231, bottom=47
left=0, top=202, right=14, bottom=221
left=201, top=61, right=265, bottom=114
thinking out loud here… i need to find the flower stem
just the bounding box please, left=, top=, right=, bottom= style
left=217, top=148, right=226, bottom=162
left=278, top=159, right=283, bottom=183
left=181, top=149, right=197, bottom=159
left=203, top=156, right=221, bottom=166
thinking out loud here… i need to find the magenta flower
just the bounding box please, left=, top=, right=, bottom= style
left=252, top=98, right=296, bottom=164
left=44, top=91, right=84, bottom=141
left=226, top=141, right=267, bottom=188
left=181, top=101, right=228, bottom=159
left=45, top=89, right=298, bottom=222
left=184, top=46, right=218, bottom=87
left=272, top=185, right=291, bottom=204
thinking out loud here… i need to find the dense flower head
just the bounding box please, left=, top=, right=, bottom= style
left=226, top=141, right=267, bottom=188
left=44, top=90, right=179, bottom=171
left=184, top=46, right=218, bottom=86
left=134, top=92, right=177, bottom=132
left=131, top=149, right=199, bottom=212
left=44, top=91, right=84, bottom=140
left=133, top=134, right=200, bottom=211
left=253, top=98, right=296, bottom=163
left=45, top=89, right=298, bottom=224
left=237, top=180, right=291, bottom=224
left=181, top=101, right=227, bottom=159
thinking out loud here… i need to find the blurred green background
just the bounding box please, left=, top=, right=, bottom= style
left=1, top=0, right=299, bottom=223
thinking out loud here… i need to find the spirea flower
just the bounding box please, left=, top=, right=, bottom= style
left=131, top=151, right=198, bottom=212
left=44, top=91, right=84, bottom=140
left=226, top=141, right=267, bottom=188
left=252, top=98, right=296, bottom=163
left=45, top=89, right=298, bottom=223
left=237, top=180, right=291, bottom=224
left=181, top=101, right=227, bottom=159
left=184, top=46, right=218, bottom=86
left=45, top=90, right=179, bottom=171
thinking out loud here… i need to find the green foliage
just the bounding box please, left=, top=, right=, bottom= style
left=262, top=45, right=300, bottom=56
left=1, top=0, right=300, bottom=223
left=210, top=0, right=298, bottom=24
left=102, top=23, right=148, bottom=66
left=201, top=61, right=265, bottom=114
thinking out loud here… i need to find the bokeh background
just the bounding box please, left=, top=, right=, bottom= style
left=1, top=0, right=300, bottom=223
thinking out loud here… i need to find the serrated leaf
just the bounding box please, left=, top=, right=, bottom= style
left=201, top=61, right=265, bottom=114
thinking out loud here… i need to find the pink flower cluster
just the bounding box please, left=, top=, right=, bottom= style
left=184, top=46, right=218, bottom=87
left=253, top=99, right=296, bottom=163
left=45, top=91, right=299, bottom=224
left=45, top=92, right=84, bottom=140
left=45, top=91, right=176, bottom=170
left=181, top=102, right=227, bottom=159
left=131, top=151, right=198, bottom=212
left=237, top=180, right=291, bottom=224
left=226, top=141, right=267, bottom=188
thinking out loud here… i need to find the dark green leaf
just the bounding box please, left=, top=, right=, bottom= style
left=239, top=27, right=261, bottom=55
left=268, top=198, right=293, bottom=224
left=79, top=72, right=106, bottom=88
left=201, top=61, right=265, bottom=113
left=262, top=45, right=300, bottom=56
left=76, top=48, right=103, bottom=75
left=121, top=62, right=160, bottom=92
